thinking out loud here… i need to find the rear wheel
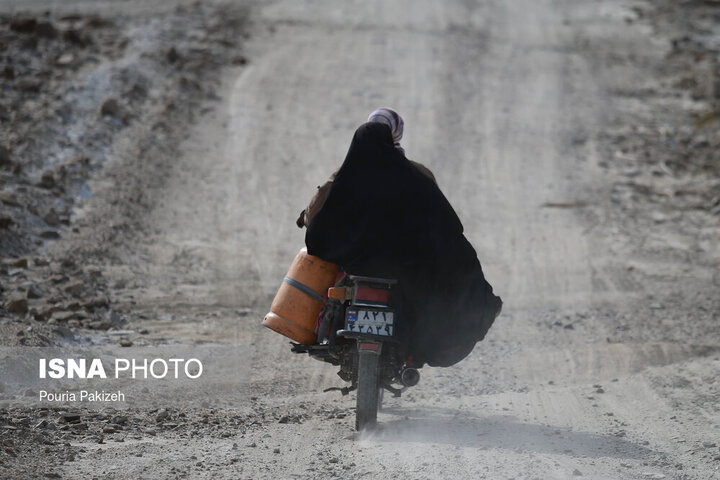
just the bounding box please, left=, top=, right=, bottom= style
left=355, top=348, right=380, bottom=431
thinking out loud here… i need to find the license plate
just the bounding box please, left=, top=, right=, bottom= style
left=346, top=309, right=394, bottom=337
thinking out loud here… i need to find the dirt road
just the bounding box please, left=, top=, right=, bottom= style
left=1, top=0, right=719, bottom=478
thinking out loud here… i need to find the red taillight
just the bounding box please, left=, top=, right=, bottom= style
left=354, top=285, right=390, bottom=304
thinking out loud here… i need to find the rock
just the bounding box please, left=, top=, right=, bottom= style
left=60, top=258, right=77, bottom=270
left=83, top=297, right=109, bottom=309
left=64, top=280, right=85, bottom=297
left=10, top=258, right=28, bottom=268
left=0, top=191, right=20, bottom=207
left=7, top=296, right=28, bottom=314
left=155, top=410, right=169, bottom=422
left=166, top=47, right=180, bottom=63
left=100, top=98, right=120, bottom=117
left=573, top=469, right=583, bottom=476
left=24, top=283, right=43, bottom=299
left=87, top=319, right=112, bottom=330
left=0, top=145, right=11, bottom=167
left=0, top=216, right=14, bottom=229
left=86, top=319, right=112, bottom=330
left=119, top=339, right=133, bottom=347
left=16, top=78, right=41, bottom=92
left=651, top=212, right=666, bottom=224
left=63, top=29, right=89, bottom=46
left=61, top=414, right=81, bottom=424
left=111, top=415, right=128, bottom=425
left=1, top=65, right=15, bottom=82
left=41, top=231, right=61, bottom=240
left=44, top=209, right=60, bottom=226
left=14, top=417, right=31, bottom=426
left=55, top=53, right=75, bottom=66
left=39, top=171, right=56, bottom=189
left=105, top=310, right=125, bottom=326
left=10, top=17, right=37, bottom=33
left=232, top=56, right=248, bottom=66
left=273, top=448, right=281, bottom=454
left=85, top=15, right=112, bottom=28
left=52, top=311, right=76, bottom=322
left=703, top=441, right=717, bottom=448
left=1, top=66, right=14, bottom=80
left=36, top=21, right=57, bottom=38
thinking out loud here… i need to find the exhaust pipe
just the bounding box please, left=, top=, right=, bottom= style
left=400, top=367, right=420, bottom=387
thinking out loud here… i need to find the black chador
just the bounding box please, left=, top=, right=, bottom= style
left=306, top=122, right=502, bottom=367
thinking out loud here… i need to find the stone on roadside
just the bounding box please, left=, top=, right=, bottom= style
left=87, top=319, right=112, bottom=330
left=111, top=415, right=128, bottom=425
left=52, top=311, right=76, bottom=322
left=7, top=296, right=28, bottom=314
left=64, top=280, right=85, bottom=297
left=83, top=297, right=109, bottom=309
left=40, top=230, right=61, bottom=240
left=24, top=283, right=43, bottom=299
left=100, top=98, right=120, bottom=117
left=0, top=216, right=14, bottom=229
left=0, top=145, right=11, bottom=167
left=36, top=21, right=57, bottom=38
left=119, top=339, right=133, bottom=347
left=63, top=29, right=89, bottom=46
left=10, top=17, right=37, bottom=33
left=16, top=78, right=41, bottom=93
left=39, top=171, right=56, bottom=189
left=61, top=414, right=81, bottom=424
left=166, top=46, right=180, bottom=63
left=10, top=258, right=28, bottom=268
left=44, top=209, right=60, bottom=227
left=56, top=53, right=75, bottom=66
left=34, top=257, right=50, bottom=266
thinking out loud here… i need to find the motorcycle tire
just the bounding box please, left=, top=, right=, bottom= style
left=355, top=349, right=380, bottom=431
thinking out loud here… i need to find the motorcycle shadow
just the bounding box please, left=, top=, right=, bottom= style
left=357, top=406, right=654, bottom=460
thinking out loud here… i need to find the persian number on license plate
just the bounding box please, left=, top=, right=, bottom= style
left=346, top=309, right=394, bottom=336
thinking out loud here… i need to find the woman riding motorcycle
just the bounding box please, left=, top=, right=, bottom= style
left=297, top=108, right=502, bottom=367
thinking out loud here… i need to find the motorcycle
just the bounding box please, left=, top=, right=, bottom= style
left=290, top=274, right=420, bottom=431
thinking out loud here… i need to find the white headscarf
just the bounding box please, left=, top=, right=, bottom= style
left=367, top=107, right=405, bottom=154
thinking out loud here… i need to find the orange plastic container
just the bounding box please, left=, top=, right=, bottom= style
left=263, top=248, right=339, bottom=344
